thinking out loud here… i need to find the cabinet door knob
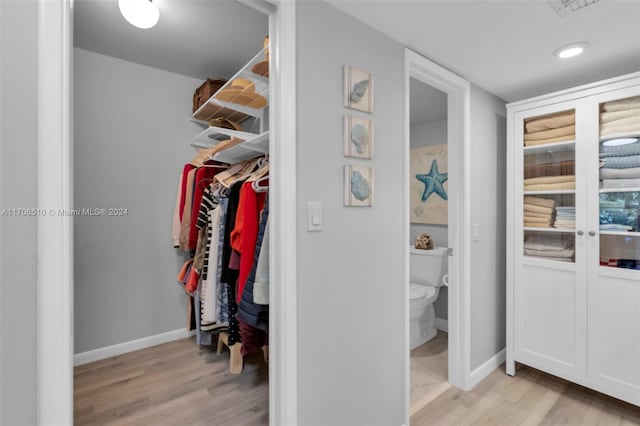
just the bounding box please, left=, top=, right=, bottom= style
left=577, top=230, right=584, bottom=236
left=589, top=231, right=596, bottom=237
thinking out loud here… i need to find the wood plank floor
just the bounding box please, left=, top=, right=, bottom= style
left=412, top=363, right=640, bottom=426
left=74, top=336, right=268, bottom=425
left=76, top=336, right=640, bottom=425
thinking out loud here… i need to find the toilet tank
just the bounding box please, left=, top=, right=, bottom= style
left=410, top=245, right=448, bottom=286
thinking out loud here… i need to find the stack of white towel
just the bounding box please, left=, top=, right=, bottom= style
left=600, top=96, right=640, bottom=189
left=554, top=206, right=576, bottom=229
left=524, top=234, right=575, bottom=262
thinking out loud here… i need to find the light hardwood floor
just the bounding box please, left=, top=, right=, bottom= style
left=74, top=336, right=268, bottom=425
left=75, top=335, right=640, bottom=425
left=412, top=362, right=640, bottom=426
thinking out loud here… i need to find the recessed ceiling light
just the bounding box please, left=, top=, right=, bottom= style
left=602, top=137, right=638, bottom=147
left=118, top=0, right=159, bottom=29
left=554, top=42, right=589, bottom=59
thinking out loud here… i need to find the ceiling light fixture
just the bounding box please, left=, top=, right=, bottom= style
left=602, top=137, right=638, bottom=147
left=118, top=0, right=159, bottom=29
left=554, top=42, right=589, bottom=59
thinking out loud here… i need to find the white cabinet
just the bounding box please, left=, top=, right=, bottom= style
left=506, top=72, right=640, bottom=406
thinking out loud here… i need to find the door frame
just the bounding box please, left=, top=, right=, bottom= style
left=35, top=0, right=298, bottom=424
left=403, top=48, right=472, bottom=423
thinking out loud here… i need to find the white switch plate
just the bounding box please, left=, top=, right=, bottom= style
left=307, top=202, right=322, bottom=232
left=472, top=223, right=480, bottom=242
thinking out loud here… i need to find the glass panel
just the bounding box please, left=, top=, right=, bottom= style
left=522, top=109, right=576, bottom=262
left=598, top=96, right=640, bottom=269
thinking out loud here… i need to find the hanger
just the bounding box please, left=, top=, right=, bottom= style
left=247, top=156, right=269, bottom=182
left=252, top=175, right=269, bottom=193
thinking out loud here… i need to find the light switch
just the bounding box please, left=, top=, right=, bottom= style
left=472, top=223, right=480, bottom=242
left=307, top=202, right=323, bottom=232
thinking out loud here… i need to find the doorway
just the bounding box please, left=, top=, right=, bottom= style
left=35, top=0, right=298, bottom=424
left=403, top=48, right=472, bottom=424
left=408, top=77, right=450, bottom=415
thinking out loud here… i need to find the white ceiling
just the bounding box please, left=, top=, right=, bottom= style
left=329, top=0, right=640, bottom=102
left=74, top=0, right=268, bottom=80
left=410, top=77, right=447, bottom=126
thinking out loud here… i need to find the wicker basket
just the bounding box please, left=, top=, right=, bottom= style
left=193, top=78, right=227, bottom=113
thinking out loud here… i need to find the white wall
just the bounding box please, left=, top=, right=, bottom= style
left=73, top=48, right=199, bottom=353
left=0, top=1, right=38, bottom=424
left=296, top=2, right=406, bottom=425
left=410, top=118, right=448, bottom=320
left=469, top=84, right=507, bottom=370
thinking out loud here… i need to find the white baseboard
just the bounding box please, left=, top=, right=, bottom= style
left=467, top=348, right=506, bottom=390
left=74, top=328, right=195, bottom=366
left=435, top=317, right=448, bottom=332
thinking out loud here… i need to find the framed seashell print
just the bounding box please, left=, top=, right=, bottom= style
left=344, top=165, right=374, bottom=207
left=344, top=65, right=373, bottom=113
left=344, top=115, right=373, bottom=159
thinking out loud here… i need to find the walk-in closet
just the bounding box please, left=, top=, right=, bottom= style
left=72, top=1, right=272, bottom=424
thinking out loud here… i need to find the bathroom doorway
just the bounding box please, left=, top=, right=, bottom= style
left=403, top=48, right=472, bottom=423
left=408, top=77, right=451, bottom=415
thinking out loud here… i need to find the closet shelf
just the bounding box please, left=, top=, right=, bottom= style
left=523, top=140, right=575, bottom=155
left=599, top=133, right=640, bottom=144
left=192, top=47, right=269, bottom=124
left=210, top=131, right=269, bottom=164
left=190, top=126, right=262, bottom=149
left=599, top=187, right=640, bottom=193
left=523, top=227, right=575, bottom=233
left=523, top=190, right=576, bottom=195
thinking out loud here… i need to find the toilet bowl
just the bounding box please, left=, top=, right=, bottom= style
left=409, top=245, right=448, bottom=350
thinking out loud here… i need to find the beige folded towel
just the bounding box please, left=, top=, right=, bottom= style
left=524, top=216, right=554, bottom=224
left=523, top=222, right=553, bottom=228
left=525, top=110, right=575, bottom=133
left=524, top=196, right=556, bottom=208
left=524, top=204, right=555, bottom=215
left=524, top=134, right=575, bottom=146
left=601, top=96, right=640, bottom=112
left=524, top=211, right=555, bottom=219
left=600, top=108, right=640, bottom=123
left=525, top=124, right=575, bottom=141
left=524, top=182, right=576, bottom=191
left=524, top=175, right=575, bottom=186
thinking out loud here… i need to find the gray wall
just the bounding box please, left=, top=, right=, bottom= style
left=296, top=2, right=405, bottom=425
left=410, top=118, right=448, bottom=320
left=73, top=48, right=199, bottom=353
left=469, top=84, right=507, bottom=370
left=0, top=1, right=38, bottom=424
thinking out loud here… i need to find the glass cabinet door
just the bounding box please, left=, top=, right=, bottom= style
left=598, top=96, right=640, bottom=270
left=522, top=109, right=576, bottom=262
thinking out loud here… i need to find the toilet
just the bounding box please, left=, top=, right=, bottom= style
left=410, top=245, right=448, bottom=350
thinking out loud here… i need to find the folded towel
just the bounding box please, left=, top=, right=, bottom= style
left=525, top=110, right=575, bottom=133
left=524, top=211, right=555, bottom=219
left=600, top=108, right=640, bottom=123
left=524, top=175, right=575, bottom=186
left=524, top=216, right=554, bottom=224
left=525, top=124, right=575, bottom=141
left=599, top=224, right=633, bottom=231
left=524, top=196, right=556, bottom=208
left=524, top=222, right=553, bottom=228
left=601, top=178, right=640, bottom=188
left=524, top=182, right=576, bottom=191
left=524, top=134, right=575, bottom=147
left=524, top=160, right=575, bottom=179
left=525, top=247, right=575, bottom=258
left=524, top=237, right=573, bottom=251
left=600, top=115, right=640, bottom=138
left=525, top=254, right=574, bottom=262
left=600, top=141, right=640, bottom=157
left=600, top=167, right=640, bottom=179
left=601, top=96, right=640, bottom=112
left=524, top=204, right=555, bottom=214
left=601, top=155, right=640, bottom=169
